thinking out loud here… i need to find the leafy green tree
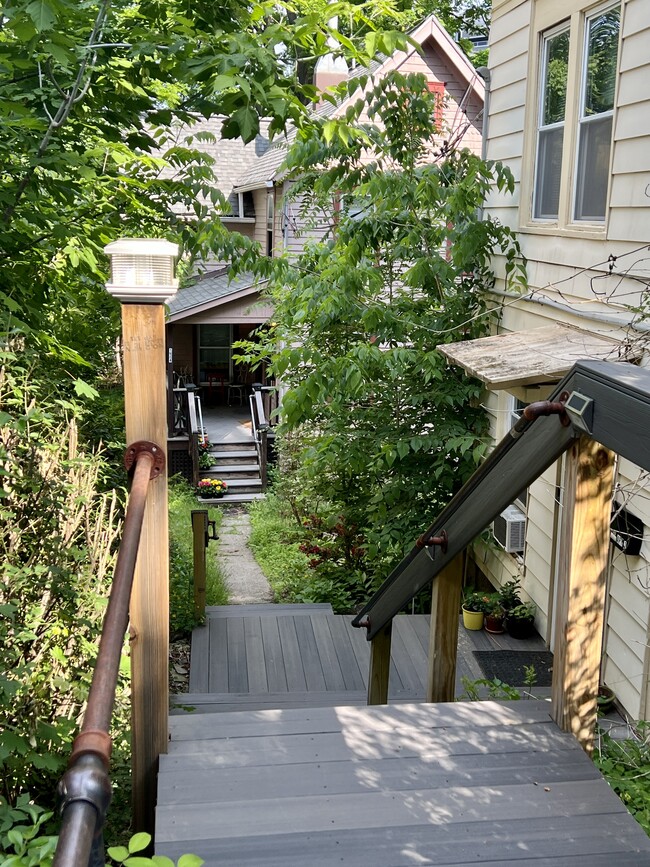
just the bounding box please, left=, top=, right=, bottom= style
left=238, top=73, right=525, bottom=578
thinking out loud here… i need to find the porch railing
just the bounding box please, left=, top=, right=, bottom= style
left=352, top=360, right=650, bottom=751
left=249, top=385, right=277, bottom=491
left=53, top=441, right=164, bottom=867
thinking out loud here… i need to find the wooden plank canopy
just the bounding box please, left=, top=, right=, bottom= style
left=437, top=323, right=633, bottom=389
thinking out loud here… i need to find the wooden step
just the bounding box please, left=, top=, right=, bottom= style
left=210, top=450, right=258, bottom=462
left=154, top=700, right=650, bottom=866
left=203, top=464, right=260, bottom=478
left=205, top=603, right=334, bottom=616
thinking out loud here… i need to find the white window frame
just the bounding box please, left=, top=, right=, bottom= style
left=533, top=23, right=570, bottom=222
left=572, top=3, right=620, bottom=222
left=527, top=0, right=620, bottom=232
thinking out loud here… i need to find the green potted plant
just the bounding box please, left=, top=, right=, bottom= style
left=484, top=595, right=506, bottom=634
left=497, top=578, right=523, bottom=614
left=505, top=600, right=537, bottom=639
left=197, top=478, right=228, bottom=499
left=462, top=591, right=490, bottom=630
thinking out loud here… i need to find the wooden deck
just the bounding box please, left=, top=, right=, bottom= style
left=171, top=604, right=482, bottom=713
left=157, top=605, right=650, bottom=864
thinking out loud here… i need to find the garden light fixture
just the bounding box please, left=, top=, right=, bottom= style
left=104, top=237, right=179, bottom=304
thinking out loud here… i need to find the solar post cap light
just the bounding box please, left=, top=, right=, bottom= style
left=104, top=238, right=179, bottom=304
left=564, top=391, right=594, bottom=434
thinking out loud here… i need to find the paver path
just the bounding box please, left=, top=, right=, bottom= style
left=218, top=507, right=272, bottom=605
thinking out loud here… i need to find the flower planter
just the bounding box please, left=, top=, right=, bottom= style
left=505, top=615, right=535, bottom=640
left=462, top=606, right=484, bottom=630
left=597, top=685, right=616, bottom=715
left=484, top=614, right=505, bottom=634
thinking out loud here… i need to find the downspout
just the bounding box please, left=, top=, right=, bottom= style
left=476, top=66, right=491, bottom=222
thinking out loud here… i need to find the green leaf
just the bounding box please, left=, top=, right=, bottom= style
left=151, top=857, right=176, bottom=867
left=177, top=855, right=205, bottom=867
left=107, top=846, right=130, bottom=862
left=73, top=379, right=99, bottom=400
left=25, top=0, right=56, bottom=32
left=128, top=833, right=152, bottom=854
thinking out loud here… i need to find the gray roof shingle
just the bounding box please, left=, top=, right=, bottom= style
left=168, top=269, right=266, bottom=317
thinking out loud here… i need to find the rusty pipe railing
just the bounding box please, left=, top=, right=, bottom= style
left=53, top=441, right=164, bottom=867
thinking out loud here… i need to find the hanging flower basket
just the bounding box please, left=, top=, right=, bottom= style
left=197, top=478, right=228, bottom=499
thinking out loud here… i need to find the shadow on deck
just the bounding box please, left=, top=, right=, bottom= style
left=156, top=604, right=650, bottom=865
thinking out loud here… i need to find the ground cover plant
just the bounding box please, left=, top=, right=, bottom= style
left=169, top=476, right=228, bottom=636
left=595, top=721, right=650, bottom=836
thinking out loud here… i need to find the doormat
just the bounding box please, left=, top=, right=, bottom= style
left=473, top=650, right=554, bottom=687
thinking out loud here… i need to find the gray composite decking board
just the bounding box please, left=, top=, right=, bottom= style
left=226, top=617, right=248, bottom=693
left=163, top=722, right=573, bottom=766
left=167, top=697, right=555, bottom=739
left=207, top=614, right=228, bottom=693
left=156, top=777, right=628, bottom=841
left=167, top=700, right=550, bottom=742
left=390, top=618, right=427, bottom=692
left=157, top=748, right=599, bottom=804
left=277, top=615, right=308, bottom=691
left=310, top=615, right=347, bottom=690
left=205, top=602, right=333, bottom=617
left=243, top=616, right=267, bottom=694
left=325, top=616, right=366, bottom=690
left=259, top=614, right=288, bottom=692
left=156, top=825, right=650, bottom=867
left=168, top=690, right=422, bottom=714
left=394, top=615, right=430, bottom=681
left=188, top=624, right=208, bottom=693
left=292, top=615, right=327, bottom=691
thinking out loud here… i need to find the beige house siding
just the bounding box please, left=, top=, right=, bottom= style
left=483, top=0, right=650, bottom=718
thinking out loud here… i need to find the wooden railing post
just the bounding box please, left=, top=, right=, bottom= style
left=551, top=436, right=614, bottom=754
left=427, top=554, right=463, bottom=703
left=192, top=510, right=208, bottom=620
left=105, top=238, right=178, bottom=836
left=259, top=426, right=268, bottom=490
left=368, top=620, right=392, bottom=705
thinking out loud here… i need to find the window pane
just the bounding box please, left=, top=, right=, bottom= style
left=543, top=30, right=570, bottom=125
left=534, top=126, right=564, bottom=219
left=584, top=7, right=620, bottom=116
left=574, top=115, right=613, bottom=220
left=200, top=324, right=230, bottom=347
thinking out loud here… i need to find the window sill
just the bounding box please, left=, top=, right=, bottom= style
left=518, top=222, right=607, bottom=241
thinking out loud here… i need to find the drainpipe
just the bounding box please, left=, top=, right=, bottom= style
left=476, top=66, right=491, bottom=222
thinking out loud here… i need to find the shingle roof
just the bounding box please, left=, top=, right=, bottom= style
left=167, top=269, right=266, bottom=317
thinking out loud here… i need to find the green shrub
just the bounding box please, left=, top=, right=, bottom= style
left=595, top=722, right=650, bottom=835
left=168, top=477, right=227, bottom=637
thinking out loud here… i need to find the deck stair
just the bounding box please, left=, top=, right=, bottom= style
left=200, top=440, right=264, bottom=504
left=156, top=604, right=650, bottom=864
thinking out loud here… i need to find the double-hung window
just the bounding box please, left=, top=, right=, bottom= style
left=573, top=6, right=620, bottom=221
left=534, top=27, right=570, bottom=220
left=532, top=3, right=620, bottom=226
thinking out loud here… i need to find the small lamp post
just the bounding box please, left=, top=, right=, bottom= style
left=104, top=237, right=178, bottom=835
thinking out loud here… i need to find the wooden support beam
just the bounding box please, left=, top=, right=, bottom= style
left=551, top=436, right=614, bottom=754
left=192, top=510, right=207, bottom=620
left=122, top=304, right=169, bottom=833
left=427, top=555, right=463, bottom=703
left=367, top=621, right=392, bottom=705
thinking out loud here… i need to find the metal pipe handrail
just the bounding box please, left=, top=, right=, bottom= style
left=53, top=441, right=164, bottom=867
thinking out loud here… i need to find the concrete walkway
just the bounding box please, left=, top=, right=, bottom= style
left=217, top=507, right=273, bottom=605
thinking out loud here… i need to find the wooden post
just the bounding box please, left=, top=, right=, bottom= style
left=192, top=510, right=207, bottom=620
left=551, top=436, right=614, bottom=754
left=122, top=304, right=169, bottom=833
left=427, top=555, right=463, bottom=703
left=367, top=620, right=392, bottom=705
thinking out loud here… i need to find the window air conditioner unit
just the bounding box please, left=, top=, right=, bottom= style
left=493, top=505, right=526, bottom=554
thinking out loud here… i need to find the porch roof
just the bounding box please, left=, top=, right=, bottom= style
left=437, top=323, right=637, bottom=390
left=167, top=269, right=268, bottom=323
